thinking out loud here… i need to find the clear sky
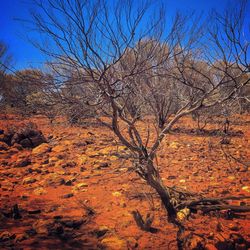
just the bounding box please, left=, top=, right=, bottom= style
left=0, top=0, right=249, bottom=71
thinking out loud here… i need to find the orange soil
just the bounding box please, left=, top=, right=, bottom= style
left=0, top=114, right=249, bottom=249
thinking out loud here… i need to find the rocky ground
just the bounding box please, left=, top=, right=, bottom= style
left=0, top=114, right=249, bottom=249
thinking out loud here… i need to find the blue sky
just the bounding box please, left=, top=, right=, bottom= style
left=0, top=0, right=249, bottom=71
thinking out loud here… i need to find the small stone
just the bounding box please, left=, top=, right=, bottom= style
left=112, top=191, right=122, bottom=197
left=15, top=233, right=28, bottom=242
left=64, top=180, right=72, bottom=186
left=0, top=141, right=9, bottom=151
left=42, top=159, right=49, bottom=164
left=167, top=175, right=176, bottom=180
left=99, top=162, right=109, bottom=168
left=32, top=220, right=49, bottom=234
left=64, top=179, right=76, bottom=186
left=28, top=209, right=41, bottom=214
left=22, top=177, right=37, bottom=184
left=0, top=231, right=15, bottom=242
left=207, top=232, right=214, bottom=239
left=186, top=234, right=204, bottom=249
left=80, top=166, right=87, bottom=172
left=230, top=233, right=245, bottom=244
left=60, top=219, right=83, bottom=229
left=228, top=223, right=240, bottom=231
left=205, top=244, right=217, bottom=250
left=101, top=236, right=127, bottom=250
left=127, top=237, right=138, bottom=248
left=177, top=208, right=190, bottom=221
left=85, top=140, right=94, bottom=145
left=61, top=161, right=77, bottom=168
left=235, top=243, right=247, bottom=250
left=242, top=186, right=250, bottom=192
left=32, top=143, right=51, bottom=156
left=94, top=226, right=110, bottom=238
left=20, top=195, right=29, bottom=200
left=33, top=187, right=47, bottom=195
left=52, top=145, right=65, bottom=153
left=14, top=158, right=31, bottom=168
left=62, top=193, right=74, bottom=199
left=12, top=143, right=23, bottom=150
left=25, top=228, right=37, bottom=236
left=240, top=201, right=246, bottom=206
left=76, top=182, right=88, bottom=188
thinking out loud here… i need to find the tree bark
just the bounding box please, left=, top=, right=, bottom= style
left=145, top=167, right=177, bottom=221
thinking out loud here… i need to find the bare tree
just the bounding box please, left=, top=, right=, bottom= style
left=0, top=42, right=12, bottom=108
left=28, top=0, right=250, bottom=247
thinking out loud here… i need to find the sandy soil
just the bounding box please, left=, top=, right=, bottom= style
left=0, top=114, right=249, bottom=249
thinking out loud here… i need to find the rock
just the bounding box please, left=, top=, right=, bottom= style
left=20, top=195, right=28, bottom=200
left=44, top=174, right=65, bottom=186
left=177, top=208, right=190, bottom=221
left=93, top=226, right=110, bottom=238
left=25, top=228, right=37, bottom=236
left=22, top=177, right=37, bottom=184
left=60, top=218, right=84, bottom=229
left=48, top=224, right=64, bottom=236
left=228, top=223, right=240, bottom=231
left=229, top=233, right=245, bottom=244
left=220, top=138, right=230, bottom=144
left=241, top=186, right=250, bottom=192
left=47, top=134, right=53, bottom=140
left=32, top=143, right=51, bottom=156
left=76, top=182, right=88, bottom=189
left=64, top=178, right=76, bottom=186
left=54, top=215, right=63, bottom=220
left=33, top=187, right=47, bottom=195
left=215, top=240, right=234, bottom=249
left=32, top=220, right=49, bottom=234
left=167, top=175, right=176, bottom=180
left=15, top=233, right=28, bottom=243
left=205, top=244, right=217, bottom=250
left=85, top=140, right=94, bottom=145
left=27, top=131, right=47, bottom=147
left=28, top=209, right=41, bottom=214
left=0, top=141, right=9, bottom=151
left=12, top=204, right=22, bottom=219
left=0, top=231, right=15, bottom=242
left=52, top=145, right=65, bottom=153
left=185, top=234, right=205, bottom=249
left=98, top=162, right=110, bottom=169
left=235, top=243, right=248, bottom=250
left=80, top=166, right=87, bottom=172
left=101, top=236, right=127, bottom=250
left=112, top=191, right=122, bottom=197
left=57, top=154, right=65, bottom=160
left=62, top=193, right=74, bottom=199
left=61, top=161, right=77, bottom=168
left=19, top=138, right=33, bottom=148
left=207, top=232, right=214, bottom=239
left=42, top=159, right=49, bottom=164
left=64, top=180, right=73, bottom=186
left=9, top=127, right=46, bottom=148
left=14, top=158, right=31, bottom=168
left=12, top=143, right=23, bottom=150
left=127, top=237, right=138, bottom=249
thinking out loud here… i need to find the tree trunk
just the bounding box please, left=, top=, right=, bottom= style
left=145, top=167, right=177, bottom=221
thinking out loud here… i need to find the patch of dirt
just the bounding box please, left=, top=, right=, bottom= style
left=0, top=114, right=249, bottom=249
